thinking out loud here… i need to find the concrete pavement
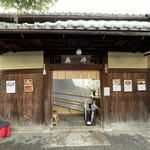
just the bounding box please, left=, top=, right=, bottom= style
left=0, top=128, right=150, bottom=150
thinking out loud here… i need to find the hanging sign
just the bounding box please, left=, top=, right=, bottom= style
left=124, top=80, right=132, bottom=92
left=112, top=79, right=121, bottom=92
left=24, top=79, right=33, bottom=92
left=137, top=79, right=146, bottom=91
left=61, top=55, right=91, bottom=64
left=6, top=80, right=16, bottom=94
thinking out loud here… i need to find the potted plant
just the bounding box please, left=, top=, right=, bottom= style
left=90, top=88, right=96, bottom=96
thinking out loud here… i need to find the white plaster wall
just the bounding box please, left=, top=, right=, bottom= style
left=108, top=52, right=147, bottom=68
left=0, top=51, right=43, bottom=69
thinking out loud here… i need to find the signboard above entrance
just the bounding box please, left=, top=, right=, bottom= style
left=61, top=55, right=91, bottom=65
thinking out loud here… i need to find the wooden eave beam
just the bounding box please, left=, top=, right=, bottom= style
left=140, top=46, right=150, bottom=53
left=1, top=29, right=150, bottom=37
left=0, top=14, right=148, bottom=23
left=0, top=40, right=14, bottom=51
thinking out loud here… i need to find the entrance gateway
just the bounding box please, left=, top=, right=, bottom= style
left=49, top=55, right=103, bottom=128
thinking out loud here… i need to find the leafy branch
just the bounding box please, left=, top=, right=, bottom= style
left=0, top=0, right=58, bottom=13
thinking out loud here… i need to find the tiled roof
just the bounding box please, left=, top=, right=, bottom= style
left=0, top=12, right=147, bottom=21
left=0, top=20, right=150, bottom=31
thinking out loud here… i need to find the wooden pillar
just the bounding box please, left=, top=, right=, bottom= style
left=50, top=70, right=53, bottom=128
left=148, top=69, right=150, bottom=122
left=43, top=51, right=51, bottom=128
left=101, top=52, right=111, bottom=128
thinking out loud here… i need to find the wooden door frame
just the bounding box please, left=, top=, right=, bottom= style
left=44, top=51, right=107, bottom=128
left=50, top=67, right=103, bottom=128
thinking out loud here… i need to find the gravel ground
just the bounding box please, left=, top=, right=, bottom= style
left=0, top=130, right=150, bottom=150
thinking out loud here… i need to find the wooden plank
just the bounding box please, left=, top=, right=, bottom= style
left=11, top=74, right=23, bottom=125
left=4, top=75, right=12, bottom=121
left=53, top=99, right=83, bottom=107
left=148, top=70, right=150, bottom=121
left=109, top=68, right=148, bottom=73
left=43, top=51, right=51, bottom=127
left=109, top=72, right=149, bottom=125
left=100, top=52, right=110, bottom=128
left=33, top=73, right=43, bottom=124
left=96, top=71, right=100, bottom=79
left=0, top=75, right=2, bottom=120
left=49, top=64, right=103, bottom=70
left=53, top=97, right=84, bottom=104
left=53, top=71, right=58, bottom=79
left=81, top=71, right=88, bottom=79
left=0, top=72, right=44, bottom=127
left=53, top=92, right=91, bottom=98
left=22, top=74, right=34, bottom=126
left=61, top=55, right=91, bottom=65
left=50, top=70, right=53, bottom=128
left=89, top=71, right=97, bottom=79
left=57, top=71, right=65, bottom=79
left=65, top=71, right=73, bottom=79
left=0, top=69, right=43, bottom=75
left=74, top=71, right=81, bottom=79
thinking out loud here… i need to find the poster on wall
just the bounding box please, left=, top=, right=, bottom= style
left=24, top=79, right=33, bottom=92
left=124, top=80, right=132, bottom=92
left=112, top=79, right=121, bottom=92
left=137, top=79, right=146, bottom=91
left=6, top=80, right=16, bottom=94
left=104, top=87, right=110, bottom=96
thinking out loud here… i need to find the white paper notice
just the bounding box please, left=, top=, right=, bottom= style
left=138, top=85, right=146, bottom=91
left=124, top=80, right=132, bottom=92
left=6, top=80, right=16, bottom=94
left=137, top=79, right=146, bottom=91
left=113, top=79, right=121, bottom=92
left=104, top=87, right=110, bottom=96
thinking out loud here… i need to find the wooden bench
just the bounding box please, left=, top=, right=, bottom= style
left=53, top=110, right=59, bottom=126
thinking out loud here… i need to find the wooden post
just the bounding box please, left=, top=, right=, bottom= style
left=43, top=51, right=51, bottom=128
left=148, top=69, right=150, bottom=122
left=50, top=70, right=53, bottom=128
left=100, top=52, right=111, bottom=129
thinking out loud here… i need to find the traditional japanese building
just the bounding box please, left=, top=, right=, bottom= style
left=0, top=13, right=150, bottom=130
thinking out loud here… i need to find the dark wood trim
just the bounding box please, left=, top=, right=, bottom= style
left=100, top=52, right=111, bottom=128
left=53, top=99, right=83, bottom=107
left=148, top=69, right=150, bottom=121
left=53, top=97, right=84, bottom=104
left=50, top=64, right=103, bottom=70
left=0, top=68, right=43, bottom=74
left=53, top=92, right=91, bottom=99
left=109, top=68, right=149, bottom=73
left=43, top=52, right=51, bottom=128
left=50, top=70, right=53, bottom=128
left=1, top=29, right=150, bottom=37
left=0, top=14, right=147, bottom=23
